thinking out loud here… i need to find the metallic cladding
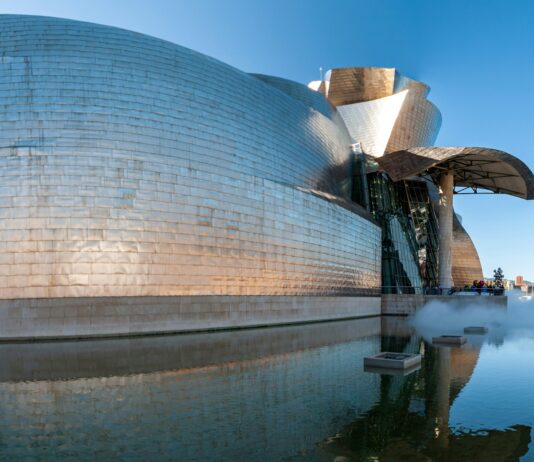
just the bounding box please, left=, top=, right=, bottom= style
left=251, top=74, right=337, bottom=119
left=384, top=92, right=441, bottom=154
left=393, top=73, right=430, bottom=98
left=337, top=91, right=441, bottom=157
left=0, top=15, right=382, bottom=299
left=378, top=146, right=534, bottom=199
left=336, top=92, right=408, bottom=157
left=452, top=215, right=483, bottom=287
left=312, top=67, right=442, bottom=158
left=326, top=68, right=396, bottom=106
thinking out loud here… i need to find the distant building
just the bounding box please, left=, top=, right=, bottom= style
left=484, top=278, right=514, bottom=291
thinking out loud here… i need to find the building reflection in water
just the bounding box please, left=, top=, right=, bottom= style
left=0, top=318, right=382, bottom=461
left=0, top=316, right=530, bottom=461
left=318, top=319, right=531, bottom=461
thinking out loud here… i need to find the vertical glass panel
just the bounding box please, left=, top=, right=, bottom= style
left=367, top=173, right=423, bottom=294
left=402, top=179, right=440, bottom=289
left=351, top=153, right=370, bottom=210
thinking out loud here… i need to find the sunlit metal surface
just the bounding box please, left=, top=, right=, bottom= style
left=251, top=74, right=336, bottom=119
left=0, top=15, right=382, bottom=299
left=378, top=146, right=534, bottom=198
left=337, top=91, right=408, bottom=157
left=393, top=73, right=430, bottom=97
left=384, top=92, right=442, bottom=153
left=326, top=67, right=397, bottom=106
left=452, top=214, right=483, bottom=286
left=309, top=67, right=441, bottom=157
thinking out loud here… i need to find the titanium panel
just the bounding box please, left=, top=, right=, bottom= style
left=336, top=90, right=440, bottom=158
left=393, top=73, right=430, bottom=98
left=378, top=147, right=534, bottom=199
left=313, top=68, right=441, bottom=158
left=452, top=215, right=483, bottom=287
left=0, top=15, right=382, bottom=299
left=251, top=74, right=336, bottom=119
left=384, top=93, right=442, bottom=153
left=327, top=67, right=396, bottom=106
left=337, top=91, right=408, bottom=157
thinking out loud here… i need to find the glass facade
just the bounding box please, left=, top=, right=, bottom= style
left=367, top=172, right=423, bottom=294
left=402, top=180, right=440, bottom=288
left=351, top=152, right=370, bottom=210
left=360, top=170, right=439, bottom=294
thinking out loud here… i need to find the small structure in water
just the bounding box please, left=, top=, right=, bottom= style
left=364, top=364, right=421, bottom=376
left=364, top=352, right=421, bottom=370
left=464, top=326, right=488, bottom=334
left=432, top=335, right=467, bottom=345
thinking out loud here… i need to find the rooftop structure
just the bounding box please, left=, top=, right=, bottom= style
left=309, top=67, right=534, bottom=290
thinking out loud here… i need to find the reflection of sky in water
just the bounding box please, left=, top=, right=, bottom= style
left=410, top=296, right=534, bottom=461
left=451, top=338, right=534, bottom=432
left=450, top=338, right=534, bottom=461
left=1, top=299, right=534, bottom=460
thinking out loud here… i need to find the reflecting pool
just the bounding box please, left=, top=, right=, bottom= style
left=1, top=298, right=534, bottom=461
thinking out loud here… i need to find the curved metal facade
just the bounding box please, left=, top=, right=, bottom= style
left=308, top=66, right=533, bottom=292
left=326, top=67, right=396, bottom=106
left=309, top=67, right=442, bottom=158
left=452, top=216, right=483, bottom=286
left=336, top=92, right=408, bottom=157
left=0, top=15, right=381, bottom=299
left=337, top=91, right=441, bottom=157
left=384, top=92, right=441, bottom=154
left=251, top=74, right=337, bottom=119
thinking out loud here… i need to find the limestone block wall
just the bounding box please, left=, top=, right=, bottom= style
left=0, top=295, right=381, bottom=340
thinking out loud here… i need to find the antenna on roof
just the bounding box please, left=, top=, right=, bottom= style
left=319, top=66, right=323, bottom=81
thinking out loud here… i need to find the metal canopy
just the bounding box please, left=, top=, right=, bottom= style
left=377, top=147, right=534, bottom=199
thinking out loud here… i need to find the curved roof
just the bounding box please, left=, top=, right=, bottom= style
left=378, top=147, right=534, bottom=199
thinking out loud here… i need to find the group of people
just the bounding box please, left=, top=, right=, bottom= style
left=466, top=280, right=505, bottom=295
left=423, top=280, right=505, bottom=295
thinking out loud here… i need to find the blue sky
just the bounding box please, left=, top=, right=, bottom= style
left=1, top=0, right=533, bottom=280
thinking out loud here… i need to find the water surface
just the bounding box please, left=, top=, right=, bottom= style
left=1, top=299, right=533, bottom=461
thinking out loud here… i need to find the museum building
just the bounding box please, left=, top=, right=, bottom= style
left=0, top=15, right=532, bottom=338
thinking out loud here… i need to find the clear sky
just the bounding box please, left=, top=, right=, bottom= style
left=1, top=0, right=533, bottom=281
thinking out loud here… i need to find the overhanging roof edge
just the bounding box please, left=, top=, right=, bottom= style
left=377, top=147, right=534, bottom=200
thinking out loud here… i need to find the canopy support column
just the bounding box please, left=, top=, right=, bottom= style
left=438, top=172, right=454, bottom=289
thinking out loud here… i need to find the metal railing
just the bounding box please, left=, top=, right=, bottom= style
left=381, top=286, right=506, bottom=296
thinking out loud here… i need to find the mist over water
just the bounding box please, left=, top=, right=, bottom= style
left=410, top=291, right=534, bottom=343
